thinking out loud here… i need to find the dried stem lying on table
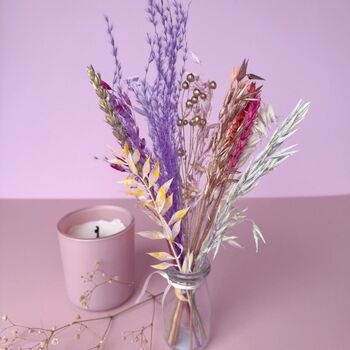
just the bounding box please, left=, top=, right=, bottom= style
left=0, top=292, right=162, bottom=350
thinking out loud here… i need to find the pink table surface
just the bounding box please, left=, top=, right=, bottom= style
left=0, top=196, right=349, bottom=349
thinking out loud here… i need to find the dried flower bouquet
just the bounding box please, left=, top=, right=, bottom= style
left=88, top=1, right=309, bottom=348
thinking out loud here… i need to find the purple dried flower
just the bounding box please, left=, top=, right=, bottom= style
left=100, top=80, right=112, bottom=90
left=104, top=16, right=122, bottom=89
left=108, top=92, right=149, bottom=162
left=137, top=0, right=189, bottom=199
left=131, top=0, right=190, bottom=250
left=102, top=1, right=190, bottom=251
left=229, top=93, right=261, bottom=170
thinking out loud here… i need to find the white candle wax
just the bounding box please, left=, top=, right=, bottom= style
left=68, top=218, right=125, bottom=239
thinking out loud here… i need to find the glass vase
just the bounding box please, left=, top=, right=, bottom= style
left=163, top=259, right=211, bottom=350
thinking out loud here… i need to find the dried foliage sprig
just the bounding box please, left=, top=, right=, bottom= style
left=231, top=100, right=309, bottom=199
left=0, top=292, right=161, bottom=350
left=109, top=143, right=189, bottom=271
left=122, top=291, right=156, bottom=350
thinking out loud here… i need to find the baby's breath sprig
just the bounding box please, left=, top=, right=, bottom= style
left=0, top=292, right=161, bottom=350
left=79, top=261, right=134, bottom=310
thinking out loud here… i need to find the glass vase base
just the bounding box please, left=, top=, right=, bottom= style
left=168, top=326, right=209, bottom=350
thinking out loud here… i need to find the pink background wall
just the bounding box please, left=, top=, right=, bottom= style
left=0, top=0, right=349, bottom=198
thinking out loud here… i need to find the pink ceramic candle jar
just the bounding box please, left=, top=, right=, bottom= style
left=57, top=205, right=135, bottom=311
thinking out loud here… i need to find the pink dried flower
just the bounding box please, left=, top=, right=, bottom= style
left=228, top=89, right=261, bottom=169
left=100, top=80, right=112, bottom=90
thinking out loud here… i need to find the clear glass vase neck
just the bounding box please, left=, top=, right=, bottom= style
left=166, top=258, right=211, bottom=289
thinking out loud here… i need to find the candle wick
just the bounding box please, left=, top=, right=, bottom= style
left=94, top=225, right=100, bottom=238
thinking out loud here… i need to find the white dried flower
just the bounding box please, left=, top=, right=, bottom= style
left=51, top=337, right=59, bottom=345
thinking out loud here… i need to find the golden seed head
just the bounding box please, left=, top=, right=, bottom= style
left=200, top=119, right=207, bottom=126
left=190, top=118, right=199, bottom=126
left=193, top=88, right=201, bottom=96
left=193, top=115, right=200, bottom=123
left=178, top=149, right=186, bottom=157
left=186, top=73, right=195, bottom=82
left=191, top=96, right=198, bottom=104
left=209, top=81, right=217, bottom=89
left=1, top=314, right=8, bottom=321
left=200, top=93, right=207, bottom=100
left=182, top=81, right=189, bottom=89
left=185, top=100, right=193, bottom=108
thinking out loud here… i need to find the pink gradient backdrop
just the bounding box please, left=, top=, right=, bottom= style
left=0, top=0, right=349, bottom=198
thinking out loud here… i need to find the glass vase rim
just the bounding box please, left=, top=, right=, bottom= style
left=165, top=258, right=211, bottom=284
